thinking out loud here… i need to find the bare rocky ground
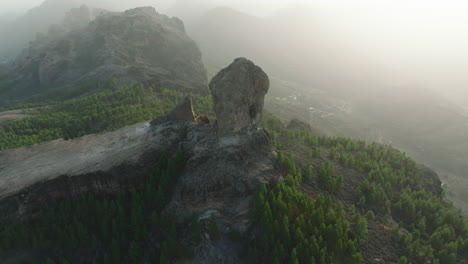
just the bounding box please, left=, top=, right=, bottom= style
left=0, top=121, right=183, bottom=199
left=0, top=109, right=33, bottom=122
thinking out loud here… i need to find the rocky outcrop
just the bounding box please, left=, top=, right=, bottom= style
left=168, top=59, right=279, bottom=263
left=287, top=118, right=312, bottom=132
left=209, top=58, right=269, bottom=136
left=0, top=59, right=279, bottom=263
left=150, top=97, right=196, bottom=125
left=173, top=59, right=275, bottom=202
left=5, top=6, right=208, bottom=102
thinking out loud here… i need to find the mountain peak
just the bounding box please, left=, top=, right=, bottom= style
left=123, top=6, right=158, bottom=16
left=3, top=7, right=207, bottom=103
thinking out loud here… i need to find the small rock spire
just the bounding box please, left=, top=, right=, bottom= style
left=150, top=96, right=195, bottom=125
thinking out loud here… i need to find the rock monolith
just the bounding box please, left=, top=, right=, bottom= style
left=209, top=58, right=269, bottom=136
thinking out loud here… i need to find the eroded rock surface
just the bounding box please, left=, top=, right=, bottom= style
left=209, top=57, right=269, bottom=136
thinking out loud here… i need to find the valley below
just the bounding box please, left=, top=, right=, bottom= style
left=264, top=77, right=468, bottom=215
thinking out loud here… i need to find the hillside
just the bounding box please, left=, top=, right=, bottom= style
left=0, top=58, right=467, bottom=264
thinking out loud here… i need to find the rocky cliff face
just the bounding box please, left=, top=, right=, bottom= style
left=4, top=6, right=208, bottom=101
left=0, top=58, right=279, bottom=263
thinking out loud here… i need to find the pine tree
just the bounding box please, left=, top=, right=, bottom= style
left=128, top=241, right=141, bottom=263
left=291, top=248, right=299, bottom=264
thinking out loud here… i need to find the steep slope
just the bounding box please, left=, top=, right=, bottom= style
left=1, top=6, right=207, bottom=105
left=256, top=121, right=467, bottom=263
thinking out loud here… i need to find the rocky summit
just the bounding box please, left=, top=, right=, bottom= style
left=209, top=57, right=270, bottom=136
left=3, top=6, right=207, bottom=102
left=0, top=58, right=279, bottom=263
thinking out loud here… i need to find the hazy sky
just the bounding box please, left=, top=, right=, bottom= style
left=3, top=0, right=468, bottom=15
left=0, top=0, right=294, bottom=15
left=0, top=0, right=43, bottom=12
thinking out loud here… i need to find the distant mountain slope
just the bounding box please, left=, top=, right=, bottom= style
left=0, top=0, right=91, bottom=60
left=0, top=6, right=208, bottom=105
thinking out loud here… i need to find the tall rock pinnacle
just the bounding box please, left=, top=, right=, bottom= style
left=209, top=57, right=270, bottom=136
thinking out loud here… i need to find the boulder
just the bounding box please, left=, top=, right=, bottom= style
left=209, top=58, right=269, bottom=136
left=287, top=118, right=312, bottom=132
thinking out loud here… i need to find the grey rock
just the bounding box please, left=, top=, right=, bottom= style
left=209, top=58, right=269, bottom=136
left=150, top=97, right=195, bottom=125
left=168, top=59, right=279, bottom=224
left=173, top=127, right=279, bottom=214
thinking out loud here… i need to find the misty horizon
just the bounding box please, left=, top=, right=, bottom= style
left=1, top=0, right=468, bottom=106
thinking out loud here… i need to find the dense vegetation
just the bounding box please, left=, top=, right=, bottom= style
left=0, top=151, right=199, bottom=263
left=0, top=83, right=213, bottom=150
left=260, top=117, right=468, bottom=263
left=243, top=151, right=364, bottom=263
